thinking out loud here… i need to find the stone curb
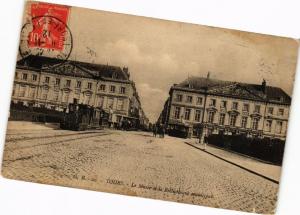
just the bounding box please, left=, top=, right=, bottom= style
left=184, top=141, right=279, bottom=184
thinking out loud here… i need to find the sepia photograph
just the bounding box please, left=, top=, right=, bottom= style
left=1, top=1, right=299, bottom=214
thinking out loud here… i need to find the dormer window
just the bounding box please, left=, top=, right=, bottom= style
left=112, top=72, right=118, bottom=79
left=87, top=82, right=92, bottom=89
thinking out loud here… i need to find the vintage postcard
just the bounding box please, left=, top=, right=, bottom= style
left=1, top=1, right=299, bottom=214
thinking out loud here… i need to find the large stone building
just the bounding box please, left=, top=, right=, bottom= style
left=11, top=55, right=148, bottom=127
left=158, top=76, right=291, bottom=141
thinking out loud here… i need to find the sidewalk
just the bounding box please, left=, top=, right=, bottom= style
left=184, top=138, right=281, bottom=183
left=6, top=121, right=60, bottom=131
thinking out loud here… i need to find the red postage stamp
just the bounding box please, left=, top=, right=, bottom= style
left=28, top=2, right=70, bottom=51
left=19, top=2, right=73, bottom=64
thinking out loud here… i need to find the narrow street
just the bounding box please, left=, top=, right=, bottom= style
left=2, top=125, right=278, bottom=214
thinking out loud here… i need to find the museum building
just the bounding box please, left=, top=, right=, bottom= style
left=11, top=55, right=148, bottom=127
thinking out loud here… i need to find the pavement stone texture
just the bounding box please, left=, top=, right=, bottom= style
left=2, top=122, right=280, bottom=214
left=185, top=138, right=282, bottom=183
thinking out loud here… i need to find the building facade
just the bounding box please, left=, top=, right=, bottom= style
left=159, top=76, right=291, bottom=141
left=11, top=55, right=148, bottom=127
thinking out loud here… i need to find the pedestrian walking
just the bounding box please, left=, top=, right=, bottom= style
left=203, top=134, right=208, bottom=150
left=153, top=125, right=157, bottom=137
left=161, top=126, right=165, bottom=138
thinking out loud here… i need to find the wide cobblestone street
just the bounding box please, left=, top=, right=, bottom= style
left=2, top=126, right=279, bottom=214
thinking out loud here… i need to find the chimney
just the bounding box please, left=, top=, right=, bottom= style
left=207, top=71, right=210, bottom=79
left=262, top=79, right=266, bottom=93
left=123, top=67, right=130, bottom=79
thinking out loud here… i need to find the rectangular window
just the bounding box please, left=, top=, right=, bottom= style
left=254, top=105, right=261, bottom=113
left=220, top=101, right=227, bottom=109
left=66, top=80, right=71, bottom=87
left=232, top=102, right=238, bottom=110
left=120, top=87, right=126, bottom=94
left=251, top=118, right=259, bottom=130
left=53, top=91, right=59, bottom=101
left=45, top=76, right=50, bottom=83
left=176, top=94, right=183, bottom=102
left=174, top=106, right=180, bottom=119
left=196, top=97, right=203, bottom=105
left=42, top=89, right=49, bottom=100
left=87, top=82, right=92, bottom=89
left=19, top=85, right=26, bottom=97
left=110, top=85, right=116, bottom=93
left=97, top=96, right=104, bottom=107
left=243, top=103, right=249, bottom=112
left=29, top=86, right=36, bottom=98
left=209, top=99, right=216, bottom=107
left=55, top=78, right=60, bottom=85
left=117, top=99, right=124, bottom=110
left=229, top=115, right=237, bottom=126
left=76, top=81, right=81, bottom=88
left=195, top=110, right=201, bottom=122
left=186, top=96, right=193, bottom=103
left=265, top=120, right=272, bottom=132
left=241, top=117, right=248, bottom=128
left=107, top=97, right=114, bottom=109
left=99, top=84, right=106, bottom=91
left=63, top=92, right=70, bottom=103
left=276, top=121, right=283, bottom=133
left=184, top=108, right=191, bottom=120
left=278, top=108, right=284, bottom=116
left=219, top=113, right=225, bottom=125
left=208, top=112, right=215, bottom=123
left=83, top=93, right=91, bottom=104
left=32, top=74, right=37, bottom=81
left=22, top=73, right=28, bottom=80
left=268, top=107, right=274, bottom=115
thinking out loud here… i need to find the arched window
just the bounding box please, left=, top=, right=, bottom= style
left=229, top=115, right=237, bottom=126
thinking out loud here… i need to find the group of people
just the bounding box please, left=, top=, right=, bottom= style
left=117, top=118, right=134, bottom=130
left=152, top=124, right=166, bottom=138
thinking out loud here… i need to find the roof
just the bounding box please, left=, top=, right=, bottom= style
left=173, top=76, right=291, bottom=105
left=16, top=55, right=131, bottom=82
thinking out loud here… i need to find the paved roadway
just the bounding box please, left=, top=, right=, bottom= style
left=2, top=128, right=279, bottom=214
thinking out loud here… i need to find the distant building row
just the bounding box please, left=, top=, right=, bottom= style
left=158, top=76, right=291, bottom=140
left=12, top=55, right=149, bottom=127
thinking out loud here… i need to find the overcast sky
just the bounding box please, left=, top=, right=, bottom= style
left=24, top=3, right=299, bottom=122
